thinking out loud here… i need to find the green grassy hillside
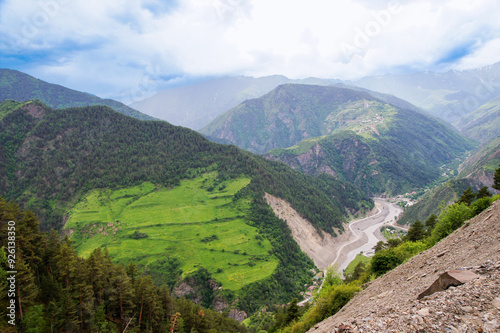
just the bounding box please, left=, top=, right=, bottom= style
left=0, top=68, right=155, bottom=120
left=65, top=175, right=278, bottom=291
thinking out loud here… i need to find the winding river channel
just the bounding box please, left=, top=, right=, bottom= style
left=332, top=198, right=405, bottom=272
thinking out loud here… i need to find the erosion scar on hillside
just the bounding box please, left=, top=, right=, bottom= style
left=265, top=193, right=356, bottom=269
left=265, top=194, right=402, bottom=270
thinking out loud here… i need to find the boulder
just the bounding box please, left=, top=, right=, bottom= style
left=418, top=270, right=479, bottom=300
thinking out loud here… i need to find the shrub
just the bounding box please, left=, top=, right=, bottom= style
left=281, top=284, right=360, bottom=333
left=371, top=248, right=404, bottom=276
left=431, top=203, right=474, bottom=243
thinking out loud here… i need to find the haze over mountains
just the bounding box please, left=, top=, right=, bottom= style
left=130, top=62, right=500, bottom=129
left=131, top=75, right=334, bottom=130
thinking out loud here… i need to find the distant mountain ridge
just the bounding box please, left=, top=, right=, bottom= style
left=201, top=84, right=382, bottom=154
left=131, top=75, right=335, bottom=129
left=350, top=62, right=500, bottom=123
left=0, top=68, right=155, bottom=120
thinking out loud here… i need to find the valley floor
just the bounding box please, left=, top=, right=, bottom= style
left=335, top=198, right=404, bottom=271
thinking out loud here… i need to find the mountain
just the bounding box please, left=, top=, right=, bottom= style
left=0, top=100, right=372, bottom=314
left=350, top=62, right=500, bottom=123
left=201, top=84, right=475, bottom=195
left=453, top=95, right=500, bottom=143
left=310, top=199, right=500, bottom=332
left=0, top=68, right=155, bottom=120
left=398, top=137, right=500, bottom=225
left=131, top=75, right=334, bottom=129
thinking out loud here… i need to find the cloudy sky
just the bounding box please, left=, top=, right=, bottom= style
left=1, top=0, right=499, bottom=104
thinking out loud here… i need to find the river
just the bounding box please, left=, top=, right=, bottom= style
left=332, top=198, right=404, bottom=272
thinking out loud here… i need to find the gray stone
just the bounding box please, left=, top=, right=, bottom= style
left=418, top=270, right=479, bottom=300
left=462, top=306, right=473, bottom=313
left=417, top=308, right=430, bottom=316
left=492, top=297, right=500, bottom=310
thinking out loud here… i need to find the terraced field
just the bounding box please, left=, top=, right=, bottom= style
left=65, top=173, right=278, bottom=290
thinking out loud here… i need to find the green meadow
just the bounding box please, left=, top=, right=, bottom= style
left=344, top=253, right=370, bottom=276
left=65, top=173, right=278, bottom=291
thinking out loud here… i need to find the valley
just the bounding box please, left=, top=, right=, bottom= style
left=1, top=66, right=499, bottom=333
left=1, top=2, right=499, bottom=331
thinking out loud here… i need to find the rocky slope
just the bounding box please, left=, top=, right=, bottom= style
left=265, top=193, right=354, bottom=269
left=309, top=199, right=500, bottom=332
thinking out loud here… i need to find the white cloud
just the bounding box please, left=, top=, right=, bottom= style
left=0, top=0, right=499, bottom=101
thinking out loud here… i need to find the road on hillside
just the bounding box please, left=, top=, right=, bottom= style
left=332, top=198, right=404, bottom=272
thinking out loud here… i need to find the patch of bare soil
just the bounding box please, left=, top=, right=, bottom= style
left=265, top=193, right=355, bottom=269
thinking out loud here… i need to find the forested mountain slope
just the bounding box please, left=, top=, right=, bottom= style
left=398, top=137, right=500, bottom=225
left=201, top=84, right=474, bottom=195
left=0, top=68, right=155, bottom=120
left=0, top=100, right=372, bottom=314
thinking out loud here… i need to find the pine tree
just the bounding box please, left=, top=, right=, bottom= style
left=135, top=275, right=158, bottom=330
left=15, top=258, right=38, bottom=324
left=477, top=186, right=492, bottom=199
left=54, top=239, right=77, bottom=288
left=72, top=257, right=95, bottom=332
left=493, top=164, right=500, bottom=191
left=87, top=248, right=108, bottom=301
left=284, top=298, right=300, bottom=325
left=424, top=214, right=438, bottom=233
left=456, top=186, right=476, bottom=206
left=405, top=220, right=425, bottom=242
left=22, top=305, right=47, bottom=333
left=126, top=261, right=139, bottom=284
left=109, top=264, right=135, bottom=330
